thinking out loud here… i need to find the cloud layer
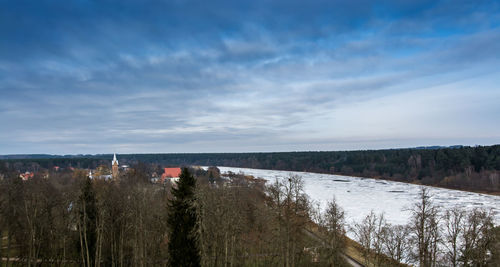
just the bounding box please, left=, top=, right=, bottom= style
left=1, top=0, right=500, bottom=154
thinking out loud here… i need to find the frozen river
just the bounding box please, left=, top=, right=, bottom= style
left=215, top=167, right=500, bottom=227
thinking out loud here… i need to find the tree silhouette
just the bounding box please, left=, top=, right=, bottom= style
left=167, top=168, right=200, bottom=267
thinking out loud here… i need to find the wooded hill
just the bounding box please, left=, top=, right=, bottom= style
left=2, top=144, right=500, bottom=192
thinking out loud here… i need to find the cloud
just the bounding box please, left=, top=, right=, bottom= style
left=0, top=0, right=499, bottom=154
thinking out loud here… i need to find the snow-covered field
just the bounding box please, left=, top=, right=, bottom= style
left=215, top=166, right=500, bottom=228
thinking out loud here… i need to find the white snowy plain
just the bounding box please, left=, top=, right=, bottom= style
left=213, top=166, right=500, bottom=229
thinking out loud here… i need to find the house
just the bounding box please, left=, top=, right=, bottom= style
left=160, top=167, right=182, bottom=183
left=120, top=164, right=130, bottom=171
left=150, top=171, right=160, bottom=183
left=88, top=170, right=112, bottom=180
left=20, top=171, right=34, bottom=181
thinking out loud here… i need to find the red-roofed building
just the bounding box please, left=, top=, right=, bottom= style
left=161, top=167, right=182, bottom=183
left=20, top=172, right=34, bottom=181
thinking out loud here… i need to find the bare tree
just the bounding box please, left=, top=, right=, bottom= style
left=320, top=198, right=346, bottom=266
left=75, top=173, right=98, bottom=267
left=407, top=187, right=440, bottom=267
left=383, top=224, right=410, bottom=263
left=352, top=210, right=377, bottom=265
left=197, top=185, right=243, bottom=267
left=352, top=211, right=391, bottom=267
left=460, top=208, right=494, bottom=266
left=373, top=213, right=388, bottom=266
left=267, top=175, right=310, bottom=267
left=284, top=175, right=309, bottom=267
left=488, top=226, right=500, bottom=266
left=442, top=207, right=465, bottom=267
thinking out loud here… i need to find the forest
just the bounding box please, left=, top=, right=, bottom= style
left=0, top=164, right=351, bottom=266
left=0, top=163, right=499, bottom=266
left=2, top=144, right=500, bottom=192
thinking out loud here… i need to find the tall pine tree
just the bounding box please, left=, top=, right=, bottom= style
left=167, top=168, right=200, bottom=267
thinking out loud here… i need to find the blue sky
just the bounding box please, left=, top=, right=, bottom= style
left=1, top=0, right=500, bottom=154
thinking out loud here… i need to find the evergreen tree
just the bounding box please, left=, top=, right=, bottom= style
left=167, top=168, right=200, bottom=267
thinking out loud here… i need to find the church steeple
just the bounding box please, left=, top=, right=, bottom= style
left=112, top=153, right=119, bottom=180
left=112, top=153, right=119, bottom=166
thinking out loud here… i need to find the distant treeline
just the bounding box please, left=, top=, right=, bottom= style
left=2, top=145, right=500, bottom=192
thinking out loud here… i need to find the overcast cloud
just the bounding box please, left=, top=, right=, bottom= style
left=1, top=0, right=500, bottom=154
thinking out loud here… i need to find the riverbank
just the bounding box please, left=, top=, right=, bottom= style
left=216, top=165, right=500, bottom=196
left=216, top=166, right=500, bottom=227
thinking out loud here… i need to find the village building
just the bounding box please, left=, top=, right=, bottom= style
left=85, top=154, right=181, bottom=184
left=88, top=154, right=121, bottom=180
left=88, top=169, right=112, bottom=180
left=160, top=167, right=182, bottom=184
left=20, top=171, right=34, bottom=181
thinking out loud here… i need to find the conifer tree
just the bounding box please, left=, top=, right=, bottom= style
left=167, top=168, right=200, bottom=267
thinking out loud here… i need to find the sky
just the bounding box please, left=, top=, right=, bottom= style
left=1, top=0, right=500, bottom=154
